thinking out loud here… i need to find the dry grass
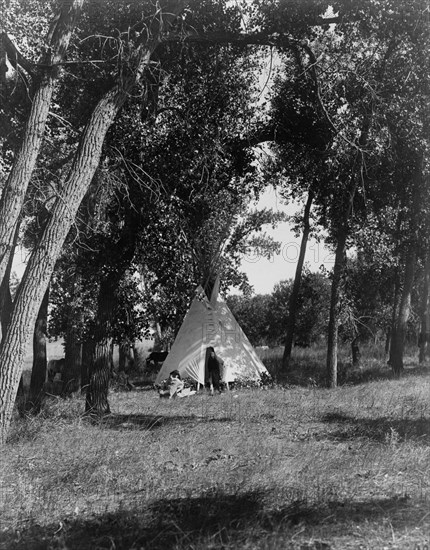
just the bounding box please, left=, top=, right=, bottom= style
left=1, top=349, right=429, bottom=549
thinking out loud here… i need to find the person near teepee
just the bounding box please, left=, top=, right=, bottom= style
left=159, top=370, right=184, bottom=399
left=205, top=346, right=224, bottom=395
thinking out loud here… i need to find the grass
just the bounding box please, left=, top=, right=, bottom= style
left=1, top=348, right=429, bottom=549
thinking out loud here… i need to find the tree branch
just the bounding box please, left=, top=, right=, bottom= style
left=0, top=32, right=35, bottom=78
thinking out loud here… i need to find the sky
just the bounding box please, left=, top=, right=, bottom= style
left=240, top=186, right=334, bottom=295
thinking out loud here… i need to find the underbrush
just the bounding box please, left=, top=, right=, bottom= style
left=1, top=362, right=429, bottom=549
left=262, top=343, right=426, bottom=388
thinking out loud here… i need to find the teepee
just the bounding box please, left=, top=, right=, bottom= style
left=155, top=279, right=269, bottom=385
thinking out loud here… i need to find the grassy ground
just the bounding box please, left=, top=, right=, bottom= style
left=1, top=349, right=429, bottom=549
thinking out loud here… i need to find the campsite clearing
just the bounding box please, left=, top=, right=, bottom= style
left=1, top=364, right=429, bottom=550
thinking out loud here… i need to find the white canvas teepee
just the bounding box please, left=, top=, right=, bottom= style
left=155, top=280, right=269, bottom=385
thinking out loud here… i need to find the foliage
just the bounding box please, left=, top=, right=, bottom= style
left=226, top=293, right=272, bottom=347
left=228, top=270, right=331, bottom=347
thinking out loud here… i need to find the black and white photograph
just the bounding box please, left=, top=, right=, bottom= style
left=0, top=0, right=429, bottom=548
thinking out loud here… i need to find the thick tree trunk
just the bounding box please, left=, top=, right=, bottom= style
left=389, top=246, right=417, bottom=377
left=85, top=276, right=117, bottom=416
left=85, top=339, right=112, bottom=416
left=418, top=254, right=430, bottom=364
left=326, top=226, right=348, bottom=388
left=27, top=286, right=50, bottom=413
left=0, top=2, right=188, bottom=443
left=282, top=189, right=314, bottom=369
left=0, top=1, right=83, bottom=287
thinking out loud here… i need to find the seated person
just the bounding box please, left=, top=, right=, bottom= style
left=159, top=370, right=184, bottom=399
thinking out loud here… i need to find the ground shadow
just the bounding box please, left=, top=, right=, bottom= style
left=321, top=412, right=430, bottom=444
left=1, top=489, right=426, bottom=550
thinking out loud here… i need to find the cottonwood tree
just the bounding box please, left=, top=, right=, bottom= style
left=0, top=0, right=186, bottom=441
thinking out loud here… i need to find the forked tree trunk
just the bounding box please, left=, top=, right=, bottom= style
left=27, top=286, right=50, bottom=413
left=0, top=2, right=183, bottom=443
left=418, top=254, right=430, bottom=364
left=326, top=226, right=348, bottom=388
left=389, top=246, right=417, bottom=377
left=0, top=1, right=83, bottom=287
left=282, top=189, right=314, bottom=369
left=0, top=85, right=129, bottom=440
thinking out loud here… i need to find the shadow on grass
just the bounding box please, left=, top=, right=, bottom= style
left=97, top=413, right=234, bottom=431
left=321, top=412, right=430, bottom=444
left=1, top=489, right=427, bottom=550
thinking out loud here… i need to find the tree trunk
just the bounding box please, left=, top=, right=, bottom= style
left=0, top=85, right=127, bottom=441
left=389, top=246, right=417, bottom=377
left=27, top=286, right=49, bottom=413
left=85, top=339, right=112, bottom=416
left=85, top=275, right=117, bottom=416
left=326, top=226, right=348, bottom=388
left=0, top=77, right=146, bottom=440
left=0, top=1, right=83, bottom=287
left=418, top=254, right=430, bottom=364
left=282, top=189, right=314, bottom=369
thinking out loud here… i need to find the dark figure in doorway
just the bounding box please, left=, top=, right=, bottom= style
left=205, top=346, right=224, bottom=395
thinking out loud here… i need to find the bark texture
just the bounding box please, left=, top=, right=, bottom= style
left=0, top=1, right=84, bottom=286
left=85, top=339, right=112, bottom=416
